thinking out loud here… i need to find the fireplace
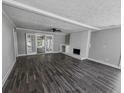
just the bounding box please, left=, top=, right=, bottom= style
left=73, top=48, right=80, bottom=55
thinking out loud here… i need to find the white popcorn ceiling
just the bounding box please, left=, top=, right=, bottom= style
left=3, top=4, right=90, bottom=33
left=3, top=0, right=120, bottom=32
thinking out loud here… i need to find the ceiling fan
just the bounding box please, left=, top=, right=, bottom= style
left=49, top=28, right=62, bottom=32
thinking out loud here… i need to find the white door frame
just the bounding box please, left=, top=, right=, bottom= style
left=26, top=33, right=37, bottom=55
left=26, top=33, right=54, bottom=55
left=45, top=35, right=53, bottom=53
left=36, top=34, right=46, bottom=53
left=13, top=28, right=18, bottom=57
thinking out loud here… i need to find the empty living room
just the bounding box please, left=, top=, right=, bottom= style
left=2, top=0, right=122, bottom=93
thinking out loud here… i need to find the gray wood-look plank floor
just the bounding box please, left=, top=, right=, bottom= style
left=3, top=53, right=121, bottom=93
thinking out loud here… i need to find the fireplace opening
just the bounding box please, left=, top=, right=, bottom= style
left=73, top=48, right=80, bottom=55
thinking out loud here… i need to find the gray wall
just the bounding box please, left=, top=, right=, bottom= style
left=65, top=34, right=70, bottom=45
left=89, top=28, right=121, bottom=66
left=16, top=28, right=66, bottom=54
left=2, top=12, right=16, bottom=85
left=17, top=31, right=26, bottom=54
left=53, top=35, right=65, bottom=52
left=69, top=31, right=89, bottom=59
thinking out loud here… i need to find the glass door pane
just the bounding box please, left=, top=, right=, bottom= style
left=45, top=35, right=53, bottom=53
left=26, top=33, right=36, bottom=54
left=36, top=35, right=45, bottom=53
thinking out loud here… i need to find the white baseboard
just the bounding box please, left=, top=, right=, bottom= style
left=2, top=59, right=16, bottom=86
left=17, top=51, right=61, bottom=57
left=87, top=58, right=120, bottom=69
left=52, top=51, right=61, bottom=53
left=61, top=52, right=85, bottom=60
left=17, top=53, right=38, bottom=57
left=17, top=53, right=27, bottom=57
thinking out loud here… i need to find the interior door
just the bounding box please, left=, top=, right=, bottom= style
left=26, top=33, right=36, bottom=55
left=45, top=35, right=53, bottom=53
